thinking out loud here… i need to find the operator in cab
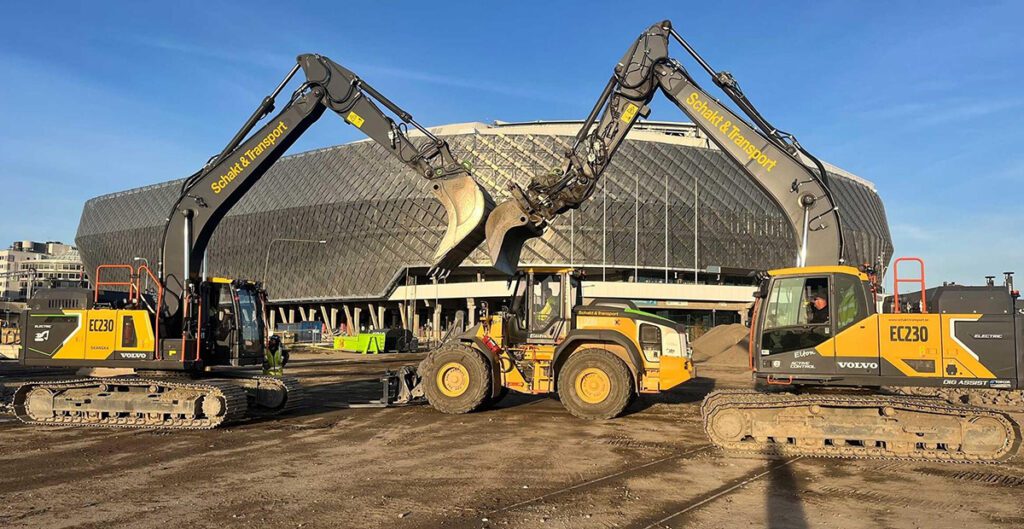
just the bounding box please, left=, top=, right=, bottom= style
left=809, top=290, right=829, bottom=324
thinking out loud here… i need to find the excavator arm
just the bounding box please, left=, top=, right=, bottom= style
left=160, top=54, right=494, bottom=326
left=485, top=20, right=844, bottom=275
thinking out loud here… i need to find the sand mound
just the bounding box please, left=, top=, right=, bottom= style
left=692, top=323, right=750, bottom=367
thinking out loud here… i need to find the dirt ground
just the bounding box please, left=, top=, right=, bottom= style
left=2, top=348, right=1023, bottom=529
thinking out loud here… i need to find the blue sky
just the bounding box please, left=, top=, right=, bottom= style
left=1, top=1, right=1021, bottom=286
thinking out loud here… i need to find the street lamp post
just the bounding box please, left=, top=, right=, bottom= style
left=262, top=238, right=328, bottom=298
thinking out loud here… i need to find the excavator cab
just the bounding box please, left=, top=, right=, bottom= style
left=202, top=278, right=267, bottom=368
left=752, top=266, right=875, bottom=380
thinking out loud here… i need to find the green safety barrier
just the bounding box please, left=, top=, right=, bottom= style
left=334, top=332, right=386, bottom=354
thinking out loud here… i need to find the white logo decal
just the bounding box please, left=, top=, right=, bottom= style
left=34, top=330, right=50, bottom=342
left=119, top=352, right=147, bottom=359
left=794, top=350, right=817, bottom=359
left=949, top=318, right=980, bottom=360
left=837, top=361, right=878, bottom=370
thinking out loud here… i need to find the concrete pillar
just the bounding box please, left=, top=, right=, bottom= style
left=298, top=306, right=307, bottom=321
left=353, top=307, right=362, bottom=332
left=467, top=297, right=476, bottom=326
left=368, top=304, right=379, bottom=329
left=269, top=309, right=277, bottom=333
left=399, top=302, right=408, bottom=329
left=378, top=306, right=385, bottom=329
left=330, top=307, right=338, bottom=330
left=343, top=305, right=353, bottom=334
left=287, top=308, right=295, bottom=324
left=277, top=307, right=287, bottom=326
left=432, top=303, right=442, bottom=343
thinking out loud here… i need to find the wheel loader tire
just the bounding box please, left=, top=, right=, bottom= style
left=557, top=348, right=633, bottom=420
left=422, top=344, right=491, bottom=415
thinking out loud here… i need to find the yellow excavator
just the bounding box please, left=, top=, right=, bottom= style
left=481, top=20, right=1021, bottom=462
left=14, top=55, right=494, bottom=429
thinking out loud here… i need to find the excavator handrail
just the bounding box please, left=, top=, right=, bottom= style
left=94, top=264, right=138, bottom=304
left=135, top=264, right=163, bottom=359
left=892, top=257, right=927, bottom=314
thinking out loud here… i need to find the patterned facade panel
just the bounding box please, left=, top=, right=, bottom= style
left=77, top=126, right=893, bottom=301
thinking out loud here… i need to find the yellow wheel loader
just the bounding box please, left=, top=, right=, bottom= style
left=418, top=269, right=694, bottom=419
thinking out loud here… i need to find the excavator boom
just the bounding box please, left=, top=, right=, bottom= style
left=486, top=20, right=844, bottom=275
left=161, top=55, right=494, bottom=325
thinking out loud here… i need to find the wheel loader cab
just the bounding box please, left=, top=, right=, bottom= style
left=501, top=269, right=580, bottom=345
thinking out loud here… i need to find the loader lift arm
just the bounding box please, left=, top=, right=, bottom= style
left=160, top=54, right=494, bottom=331
left=486, top=20, right=844, bottom=275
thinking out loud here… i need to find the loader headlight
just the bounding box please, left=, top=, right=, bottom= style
left=640, top=323, right=662, bottom=360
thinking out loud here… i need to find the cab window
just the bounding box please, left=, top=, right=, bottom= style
left=236, top=288, right=261, bottom=344
left=530, top=274, right=562, bottom=332
left=761, top=276, right=831, bottom=355
left=834, top=274, right=869, bottom=332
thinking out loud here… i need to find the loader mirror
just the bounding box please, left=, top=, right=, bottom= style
left=428, top=174, right=495, bottom=275
left=506, top=270, right=526, bottom=290
left=754, top=279, right=770, bottom=299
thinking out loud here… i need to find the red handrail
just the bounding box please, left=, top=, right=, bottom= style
left=893, top=257, right=927, bottom=314
left=180, top=292, right=189, bottom=364
left=748, top=298, right=761, bottom=372
left=94, top=264, right=138, bottom=303
left=195, top=294, right=203, bottom=362
left=135, top=265, right=163, bottom=360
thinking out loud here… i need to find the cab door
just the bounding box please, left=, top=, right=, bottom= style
left=233, top=285, right=265, bottom=364
left=756, top=275, right=835, bottom=376
left=830, top=273, right=880, bottom=376
left=527, top=272, right=567, bottom=342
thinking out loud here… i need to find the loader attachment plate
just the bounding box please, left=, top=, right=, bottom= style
left=429, top=174, right=495, bottom=275
left=485, top=199, right=545, bottom=276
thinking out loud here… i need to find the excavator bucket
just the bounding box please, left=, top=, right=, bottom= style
left=485, top=199, right=545, bottom=276
left=429, top=174, right=495, bottom=274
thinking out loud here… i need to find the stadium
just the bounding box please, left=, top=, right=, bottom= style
left=75, top=120, right=893, bottom=338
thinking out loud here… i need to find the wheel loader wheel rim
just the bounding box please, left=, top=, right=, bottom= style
left=575, top=367, right=611, bottom=404
left=437, top=362, right=470, bottom=398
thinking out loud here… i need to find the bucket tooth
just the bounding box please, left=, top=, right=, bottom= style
left=485, top=199, right=545, bottom=276
left=429, top=174, right=495, bottom=275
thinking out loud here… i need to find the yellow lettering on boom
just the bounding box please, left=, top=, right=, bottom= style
left=684, top=92, right=779, bottom=173
left=211, top=121, right=289, bottom=194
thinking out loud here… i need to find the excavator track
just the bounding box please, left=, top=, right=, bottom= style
left=221, top=374, right=307, bottom=417
left=884, top=387, right=1024, bottom=411
left=13, top=377, right=249, bottom=430
left=702, top=389, right=1021, bottom=464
